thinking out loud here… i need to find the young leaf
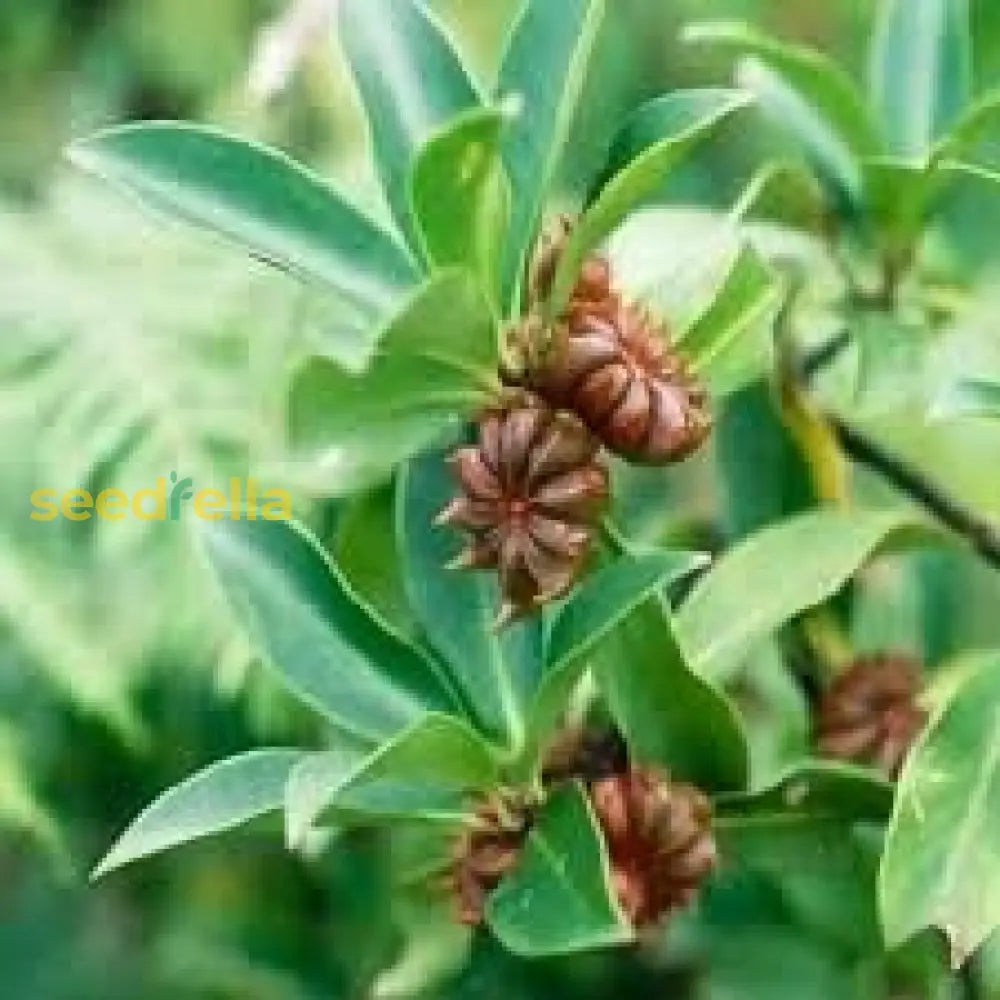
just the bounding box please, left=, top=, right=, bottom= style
left=285, top=714, right=497, bottom=846
left=495, top=0, right=606, bottom=309
left=735, top=58, right=863, bottom=208
left=676, top=509, right=912, bottom=681
left=337, top=0, right=480, bottom=252
left=485, top=783, right=633, bottom=956
left=93, top=749, right=304, bottom=879
left=527, top=550, right=710, bottom=755
left=680, top=241, right=780, bottom=391
left=715, top=759, right=894, bottom=823
left=286, top=269, right=498, bottom=496
left=869, top=0, right=971, bottom=159
left=592, top=593, right=750, bottom=793
left=549, top=89, right=752, bottom=313
left=67, top=122, right=418, bottom=322
left=410, top=107, right=511, bottom=304
left=934, top=87, right=1000, bottom=161
left=397, top=448, right=544, bottom=751
left=682, top=21, right=878, bottom=159
left=199, top=517, right=465, bottom=743
left=880, top=651, right=1000, bottom=967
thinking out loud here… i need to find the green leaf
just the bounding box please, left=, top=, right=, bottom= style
left=549, top=89, right=752, bottom=313
left=932, top=377, right=1000, bottom=421
left=681, top=241, right=780, bottom=384
left=495, top=0, right=606, bottom=309
left=934, top=87, right=1000, bottom=160
left=285, top=714, right=497, bottom=846
left=397, top=447, right=543, bottom=751
left=410, top=108, right=511, bottom=302
left=485, top=784, right=633, bottom=956
left=716, top=759, right=894, bottom=823
left=677, top=509, right=911, bottom=681
left=869, top=0, right=971, bottom=159
left=67, top=122, right=418, bottom=322
left=861, top=156, right=941, bottom=250
left=93, top=749, right=304, bottom=878
left=199, top=517, right=465, bottom=743
left=735, top=57, right=863, bottom=207
left=682, top=21, right=877, bottom=160
left=337, top=0, right=480, bottom=252
left=592, top=590, right=750, bottom=793
left=880, top=651, right=1000, bottom=966
left=286, top=269, right=498, bottom=496
left=527, top=550, right=710, bottom=756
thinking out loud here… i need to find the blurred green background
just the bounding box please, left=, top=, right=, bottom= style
left=6, top=2, right=1000, bottom=997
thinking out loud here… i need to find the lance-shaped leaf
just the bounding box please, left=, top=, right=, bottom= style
left=284, top=714, right=497, bottom=846
left=286, top=269, right=498, bottom=496
left=337, top=0, right=480, bottom=252
left=526, top=550, right=710, bottom=758
left=934, top=87, right=1000, bottom=161
left=398, top=448, right=543, bottom=751
left=715, top=759, right=894, bottom=824
left=880, top=651, right=1000, bottom=967
left=495, top=0, right=606, bottom=309
left=67, top=122, right=418, bottom=323
left=592, top=591, right=749, bottom=793
left=735, top=58, right=863, bottom=208
left=199, top=517, right=465, bottom=743
left=870, top=0, right=971, bottom=159
left=93, top=749, right=304, bottom=879
left=486, top=783, right=633, bottom=956
left=682, top=21, right=877, bottom=161
left=549, top=89, right=752, bottom=313
left=676, top=509, right=912, bottom=681
left=410, top=107, right=511, bottom=303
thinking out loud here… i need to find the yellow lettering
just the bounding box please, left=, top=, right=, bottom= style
left=61, top=489, right=93, bottom=521
left=133, top=477, right=166, bottom=521
left=96, top=489, right=128, bottom=521
left=261, top=490, right=292, bottom=522
left=29, top=489, right=59, bottom=522
left=193, top=488, right=226, bottom=521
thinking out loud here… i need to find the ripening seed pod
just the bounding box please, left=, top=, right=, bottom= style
left=589, top=766, right=717, bottom=928
left=437, top=391, right=609, bottom=627
left=815, top=654, right=927, bottom=779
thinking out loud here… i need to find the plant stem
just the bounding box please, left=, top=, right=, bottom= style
left=829, top=415, right=1000, bottom=571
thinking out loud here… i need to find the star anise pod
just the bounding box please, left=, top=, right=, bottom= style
left=447, top=792, right=532, bottom=927
left=509, top=218, right=712, bottom=465
left=437, top=391, right=609, bottom=627
left=815, top=654, right=927, bottom=779
left=589, top=765, right=717, bottom=928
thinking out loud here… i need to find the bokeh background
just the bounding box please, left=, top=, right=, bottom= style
left=6, top=2, right=1000, bottom=997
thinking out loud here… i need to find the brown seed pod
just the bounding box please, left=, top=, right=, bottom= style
left=437, top=391, right=609, bottom=627
left=815, top=654, right=927, bottom=779
left=541, top=726, right=629, bottom=786
left=447, top=793, right=532, bottom=927
left=589, top=766, right=717, bottom=928
left=511, top=219, right=712, bottom=465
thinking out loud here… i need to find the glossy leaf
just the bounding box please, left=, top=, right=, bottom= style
left=286, top=269, right=498, bottom=496
left=398, top=447, right=543, bottom=750
left=338, top=0, right=479, bottom=251
left=410, top=108, right=510, bottom=300
left=549, top=89, right=752, bottom=313
left=93, top=749, right=304, bottom=878
left=682, top=21, right=877, bottom=159
left=735, top=57, right=862, bottom=207
left=495, top=0, right=606, bottom=309
left=199, top=517, right=464, bottom=743
left=592, top=591, right=750, bottom=793
left=932, top=377, right=1000, bottom=421
left=527, top=550, right=710, bottom=756
left=68, top=122, right=418, bottom=322
left=715, top=759, right=894, bottom=823
left=486, top=783, right=633, bottom=956
left=284, top=714, right=496, bottom=846
left=677, top=509, right=911, bottom=681
left=880, top=651, right=1000, bottom=966
left=681, top=241, right=780, bottom=380
left=869, top=0, right=971, bottom=159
